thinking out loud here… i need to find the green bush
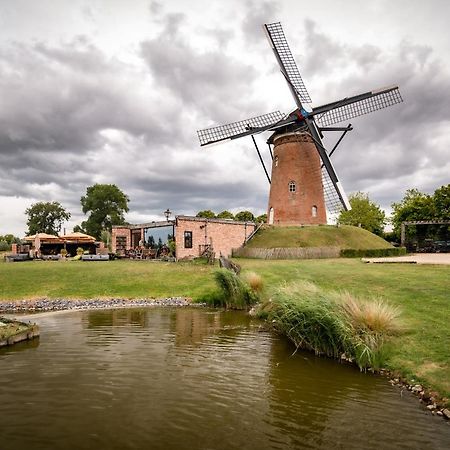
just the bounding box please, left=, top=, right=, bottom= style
left=0, top=240, right=10, bottom=251
left=340, top=247, right=407, bottom=258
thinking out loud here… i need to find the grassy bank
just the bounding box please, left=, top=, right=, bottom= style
left=0, top=257, right=448, bottom=403
left=246, top=225, right=392, bottom=249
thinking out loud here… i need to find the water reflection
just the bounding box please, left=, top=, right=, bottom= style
left=0, top=308, right=448, bottom=450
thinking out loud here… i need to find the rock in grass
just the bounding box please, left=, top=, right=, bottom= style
left=442, top=409, right=450, bottom=420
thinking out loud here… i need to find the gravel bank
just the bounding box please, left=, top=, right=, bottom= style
left=0, top=297, right=198, bottom=313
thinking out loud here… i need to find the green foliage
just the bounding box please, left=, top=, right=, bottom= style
left=391, top=188, right=434, bottom=235
left=0, top=240, right=10, bottom=251
left=257, top=281, right=401, bottom=370
left=196, top=210, right=216, bottom=219
left=25, top=201, right=71, bottom=235
left=100, top=230, right=112, bottom=250
left=208, top=269, right=258, bottom=309
left=340, top=247, right=406, bottom=258
left=216, top=210, right=234, bottom=220
left=255, top=214, right=267, bottom=223
left=338, top=192, right=386, bottom=236
left=0, top=234, right=20, bottom=245
left=80, top=184, right=129, bottom=239
left=433, top=184, right=450, bottom=219
left=235, top=211, right=255, bottom=222
left=167, top=239, right=176, bottom=256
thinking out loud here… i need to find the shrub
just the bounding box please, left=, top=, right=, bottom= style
left=60, top=248, right=68, bottom=257
left=0, top=240, right=10, bottom=251
left=340, top=247, right=407, bottom=258
left=76, top=247, right=84, bottom=256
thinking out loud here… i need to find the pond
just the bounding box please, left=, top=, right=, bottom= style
left=1, top=308, right=449, bottom=449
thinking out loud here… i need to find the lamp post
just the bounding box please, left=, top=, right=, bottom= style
left=164, top=209, right=172, bottom=221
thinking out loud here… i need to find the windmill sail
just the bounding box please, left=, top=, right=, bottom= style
left=313, top=86, right=403, bottom=127
left=197, top=111, right=288, bottom=146
left=305, top=121, right=351, bottom=211
left=264, top=22, right=311, bottom=106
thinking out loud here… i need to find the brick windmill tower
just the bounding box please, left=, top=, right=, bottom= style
left=197, top=22, right=402, bottom=226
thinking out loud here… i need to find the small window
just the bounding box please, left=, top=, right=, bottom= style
left=274, top=156, right=279, bottom=167
left=312, top=205, right=318, bottom=217
left=289, top=181, right=296, bottom=192
left=184, top=231, right=193, bottom=248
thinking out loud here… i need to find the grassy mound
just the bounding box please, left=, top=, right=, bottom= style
left=246, top=225, right=392, bottom=250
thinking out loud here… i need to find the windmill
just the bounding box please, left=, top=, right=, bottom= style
left=197, top=22, right=403, bottom=225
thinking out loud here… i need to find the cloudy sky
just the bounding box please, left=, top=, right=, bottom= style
left=1, top=0, right=449, bottom=236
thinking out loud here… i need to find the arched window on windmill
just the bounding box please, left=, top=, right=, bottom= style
left=274, top=156, right=279, bottom=167
left=288, top=181, right=296, bottom=193
left=312, top=205, right=318, bottom=217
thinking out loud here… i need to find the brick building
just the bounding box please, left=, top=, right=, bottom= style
left=111, top=216, right=256, bottom=259
left=268, top=132, right=327, bottom=226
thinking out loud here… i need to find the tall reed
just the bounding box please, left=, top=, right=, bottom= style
left=209, top=269, right=258, bottom=310
left=257, top=281, right=401, bottom=370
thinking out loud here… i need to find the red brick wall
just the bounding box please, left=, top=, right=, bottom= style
left=175, top=217, right=256, bottom=259
left=268, top=132, right=327, bottom=225
left=111, top=227, right=131, bottom=253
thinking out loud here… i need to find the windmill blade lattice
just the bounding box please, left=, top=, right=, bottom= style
left=197, top=111, right=285, bottom=146
left=321, top=167, right=346, bottom=215
left=314, top=86, right=402, bottom=127
left=264, top=22, right=311, bottom=104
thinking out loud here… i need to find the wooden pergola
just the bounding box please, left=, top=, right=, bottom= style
left=401, top=220, right=450, bottom=247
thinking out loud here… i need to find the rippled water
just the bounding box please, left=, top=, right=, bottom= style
left=1, top=308, right=449, bottom=450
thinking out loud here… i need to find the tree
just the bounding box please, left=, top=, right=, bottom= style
left=338, top=192, right=386, bottom=236
left=391, top=189, right=435, bottom=238
left=216, top=210, right=234, bottom=220
left=256, top=213, right=267, bottom=223
left=433, top=184, right=450, bottom=219
left=80, top=184, right=129, bottom=239
left=235, top=210, right=255, bottom=222
left=196, top=210, right=216, bottom=219
left=0, top=234, right=20, bottom=244
left=25, top=201, right=71, bottom=236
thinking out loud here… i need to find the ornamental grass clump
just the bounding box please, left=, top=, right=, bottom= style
left=335, top=292, right=401, bottom=369
left=212, top=269, right=259, bottom=310
left=259, top=281, right=352, bottom=359
left=243, top=271, right=264, bottom=293
left=258, top=281, right=401, bottom=370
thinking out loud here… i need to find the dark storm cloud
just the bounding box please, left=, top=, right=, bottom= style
left=0, top=39, right=170, bottom=156
left=140, top=12, right=267, bottom=125
left=299, top=20, right=450, bottom=207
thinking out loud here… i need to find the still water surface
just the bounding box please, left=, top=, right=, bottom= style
left=1, top=308, right=449, bottom=450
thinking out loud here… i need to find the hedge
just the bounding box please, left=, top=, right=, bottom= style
left=340, top=247, right=407, bottom=258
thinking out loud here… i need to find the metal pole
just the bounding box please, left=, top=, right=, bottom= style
left=251, top=135, right=271, bottom=184
left=267, top=143, right=273, bottom=160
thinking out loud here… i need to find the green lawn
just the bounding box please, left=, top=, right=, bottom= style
left=0, top=260, right=216, bottom=300
left=0, top=257, right=449, bottom=403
